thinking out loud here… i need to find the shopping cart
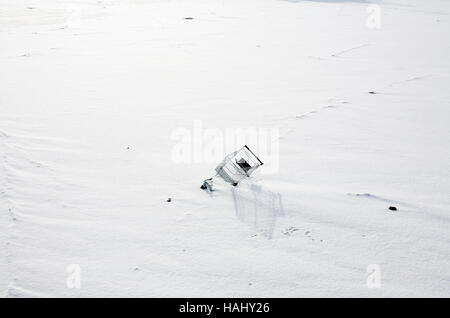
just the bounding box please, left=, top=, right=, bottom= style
left=201, top=145, right=263, bottom=191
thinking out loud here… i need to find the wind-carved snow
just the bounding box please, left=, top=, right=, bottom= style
left=0, top=116, right=84, bottom=297
left=0, top=121, right=31, bottom=297
left=0, top=126, right=12, bottom=297
left=0, top=0, right=449, bottom=297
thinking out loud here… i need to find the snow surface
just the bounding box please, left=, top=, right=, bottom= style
left=1, top=0, right=450, bottom=297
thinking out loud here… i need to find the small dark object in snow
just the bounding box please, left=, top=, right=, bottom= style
left=126, top=146, right=131, bottom=150
left=201, top=178, right=214, bottom=191
left=389, top=206, right=397, bottom=211
left=167, top=198, right=172, bottom=202
left=368, top=91, right=376, bottom=94
left=184, top=17, right=194, bottom=20
left=201, top=145, right=263, bottom=191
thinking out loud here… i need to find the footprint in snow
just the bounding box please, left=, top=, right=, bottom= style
left=282, top=227, right=324, bottom=242
left=282, top=226, right=299, bottom=236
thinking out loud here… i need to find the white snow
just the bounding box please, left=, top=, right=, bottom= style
left=1, top=0, right=450, bottom=297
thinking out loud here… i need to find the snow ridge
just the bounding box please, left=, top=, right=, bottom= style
left=0, top=117, right=65, bottom=297
left=0, top=125, right=16, bottom=297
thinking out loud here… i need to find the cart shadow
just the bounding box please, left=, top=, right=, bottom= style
left=231, top=184, right=284, bottom=239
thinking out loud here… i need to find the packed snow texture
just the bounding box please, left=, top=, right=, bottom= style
left=1, top=0, right=449, bottom=297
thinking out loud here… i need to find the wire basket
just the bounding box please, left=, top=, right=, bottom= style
left=215, top=145, right=263, bottom=185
